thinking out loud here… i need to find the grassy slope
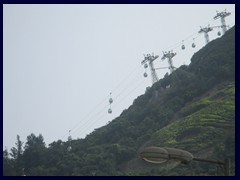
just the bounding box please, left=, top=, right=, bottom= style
left=124, top=82, right=235, bottom=176
left=152, top=82, right=235, bottom=148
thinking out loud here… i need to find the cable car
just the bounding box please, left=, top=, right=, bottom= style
left=181, top=40, right=185, bottom=50
left=108, top=93, right=113, bottom=114
left=144, top=63, right=148, bottom=68
left=144, top=72, right=148, bottom=77
left=109, top=98, right=113, bottom=104
left=192, top=38, right=196, bottom=48
left=217, top=31, right=221, bottom=36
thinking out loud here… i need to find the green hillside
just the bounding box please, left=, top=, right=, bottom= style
left=123, top=82, right=235, bottom=176
left=3, top=26, right=235, bottom=176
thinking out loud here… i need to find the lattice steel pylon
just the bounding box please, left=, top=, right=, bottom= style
left=198, top=26, right=213, bottom=45
left=161, top=51, right=177, bottom=73
left=141, top=53, right=159, bottom=85
left=214, top=10, right=231, bottom=34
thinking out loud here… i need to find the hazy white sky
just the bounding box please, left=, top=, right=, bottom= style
left=3, top=4, right=235, bottom=150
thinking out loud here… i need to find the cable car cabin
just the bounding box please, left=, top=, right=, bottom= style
left=68, top=136, right=72, bottom=141
left=217, top=31, right=221, bottom=36
left=108, top=108, right=112, bottom=114
left=109, top=98, right=113, bottom=104
left=144, top=72, right=148, bottom=77
left=192, top=43, right=196, bottom=48
left=144, top=63, right=148, bottom=68
left=181, top=45, right=185, bottom=50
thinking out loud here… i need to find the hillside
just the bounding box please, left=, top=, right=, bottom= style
left=3, top=26, right=235, bottom=176
left=121, top=81, right=235, bottom=176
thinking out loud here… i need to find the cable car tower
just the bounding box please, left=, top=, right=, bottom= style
left=161, top=51, right=177, bottom=73
left=214, top=10, right=231, bottom=34
left=198, top=26, right=213, bottom=45
left=141, top=53, right=159, bottom=85
left=67, top=130, right=72, bottom=152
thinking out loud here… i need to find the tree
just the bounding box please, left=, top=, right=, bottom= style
left=8, top=135, right=24, bottom=175
left=10, top=135, right=23, bottom=158
left=22, top=133, right=46, bottom=175
left=3, top=148, right=15, bottom=176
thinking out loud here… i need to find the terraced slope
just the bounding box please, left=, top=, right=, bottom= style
left=126, top=82, right=235, bottom=176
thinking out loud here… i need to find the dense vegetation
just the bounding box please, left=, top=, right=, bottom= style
left=3, top=26, right=235, bottom=176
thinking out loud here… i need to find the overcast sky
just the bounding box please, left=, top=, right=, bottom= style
left=3, top=4, right=235, bottom=150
